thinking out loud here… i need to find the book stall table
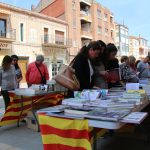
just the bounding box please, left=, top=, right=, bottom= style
left=0, top=90, right=64, bottom=131
left=37, top=97, right=150, bottom=150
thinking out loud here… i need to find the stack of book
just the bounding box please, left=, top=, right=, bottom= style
left=118, top=90, right=147, bottom=105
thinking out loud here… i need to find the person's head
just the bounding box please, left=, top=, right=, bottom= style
left=2, top=55, right=12, bottom=71
left=104, top=43, right=118, bottom=60
left=11, top=55, right=19, bottom=65
left=36, top=55, right=44, bottom=65
left=97, top=40, right=106, bottom=55
left=128, top=56, right=136, bottom=65
left=144, top=56, right=150, bottom=63
left=135, top=60, right=141, bottom=68
left=120, top=56, right=128, bottom=63
left=80, top=41, right=102, bottom=59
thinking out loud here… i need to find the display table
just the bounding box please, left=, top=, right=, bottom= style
left=0, top=91, right=64, bottom=129
left=37, top=100, right=150, bottom=150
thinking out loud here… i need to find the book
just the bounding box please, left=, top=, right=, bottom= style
left=46, top=112, right=84, bottom=119
left=106, top=68, right=121, bottom=82
left=121, top=112, right=148, bottom=124
left=84, top=109, right=130, bottom=121
left=62, top=98, right=88, bottom=107
left=37, top=105, right=69, bottom=113
left=64, top=109, right=89, bottom=115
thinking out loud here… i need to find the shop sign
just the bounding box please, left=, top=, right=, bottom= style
left=0, top=42, right=11, bottom=50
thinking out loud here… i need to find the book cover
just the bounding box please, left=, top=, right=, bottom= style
left=37, top=105, right=69, bottom=113
left=84, top=109, right=130, bottom=121
left=64, top=109, right=89, bottom=115
left=121, top=112, right=148, bottom=124
left=106, top=68, right=121, bottom=82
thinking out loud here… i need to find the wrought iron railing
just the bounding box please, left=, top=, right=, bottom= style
left=42, top=34, right=72, bottom=47
left=0, top=28, right=16, bottom=40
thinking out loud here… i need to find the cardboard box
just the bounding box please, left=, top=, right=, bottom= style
left=26, top=111, right=39, bottom=131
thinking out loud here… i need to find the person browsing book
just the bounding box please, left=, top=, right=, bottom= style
left=93, top=40, right=108, bottom=89
left=120, top=56, right=139, bottom=83
left=137, top=56, right=150, bottom=78
left=26, top=55, right=49, bottom=87
left=72, top=41, right=102, bottom=91
left=101, top=43, right=121, bottom=88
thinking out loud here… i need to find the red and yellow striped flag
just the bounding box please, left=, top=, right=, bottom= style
left=38, top=114, right=92, bottom=150
left=0, top=92, right=64, bottom=126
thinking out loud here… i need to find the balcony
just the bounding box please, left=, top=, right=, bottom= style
left=80, top=0, right=92, bottom=6
left=0, top=28, right=16, bottom=42
left=81, top=29, right=93, bottom=40
left=80, top=11, right=92, bottom=23
left=42, top=34, right=72, bottom=48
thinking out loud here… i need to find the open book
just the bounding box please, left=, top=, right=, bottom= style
left=106, top=68, right=121, bottom=82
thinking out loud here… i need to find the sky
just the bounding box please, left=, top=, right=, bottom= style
left=0, top=0, right=150, bottom=44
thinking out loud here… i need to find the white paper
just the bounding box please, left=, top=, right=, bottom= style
left=126, top=83, right=139, bottom=91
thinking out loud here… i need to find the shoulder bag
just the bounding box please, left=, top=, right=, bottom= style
left=54, top=58, right=80, bottom=91
left=35, top=63, right=46, bottom=84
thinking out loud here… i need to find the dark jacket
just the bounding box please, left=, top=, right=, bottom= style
left=72, top=54, right=94, bottom=91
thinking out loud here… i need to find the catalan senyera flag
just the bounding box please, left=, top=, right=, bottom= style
left=38, top=114, right=107, bottom=150
left=0, top=92, right=64, bottom=126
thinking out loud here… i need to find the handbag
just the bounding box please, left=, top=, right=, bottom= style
left=55, top=58, right=80, bottom=91
left=35, top=63, right=47, bottom=84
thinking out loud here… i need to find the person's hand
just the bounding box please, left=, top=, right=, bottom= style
left=93, top=86, right=100, bottom=89
left=100, top=71, right=109, bottom=80
left=100, top=71, right=108, bottom=76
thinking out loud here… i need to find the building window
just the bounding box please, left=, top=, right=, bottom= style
left=20, top=23, right=24, bottom=42
left=0, top=19, right=6, bottom=38
left=72, top=0, right=76, bottom=10
left=44, top=28, right=49, bottom=43
left=97, top=10, right=101, bottom=19
left=105, top=28, right=108, bottom=36
left=110, top=16, right=113, bottom=23
left=98, top=26, right=102, bottom=34
left=55, top=30, right=64, bottom=45
left=111, top=30, right=113, bottom=38
left=104, top=14, right=108, bottom=21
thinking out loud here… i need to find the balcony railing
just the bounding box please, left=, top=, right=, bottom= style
left=0, top=28, right=16, bottom=41
left=81, top=30, right=93, bottom=39
left=42, top=34, right=72, bottom=47
left=80, top=12, right=92, bottom=22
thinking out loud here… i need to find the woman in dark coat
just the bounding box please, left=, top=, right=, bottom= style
left=72, top=41, right=103, bottom=91
left=101, top=43, right=121, bottom=88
